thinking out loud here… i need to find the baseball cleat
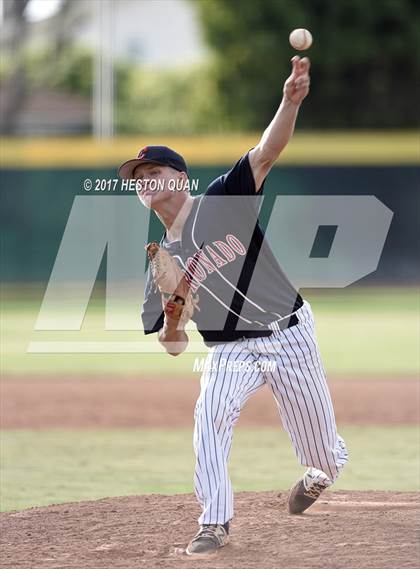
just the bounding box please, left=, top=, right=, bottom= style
left=288, top=478, right=328, bottom=514
left=185, top=523, right=229, bottom=555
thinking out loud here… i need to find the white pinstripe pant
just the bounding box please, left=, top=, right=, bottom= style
left=193, top=301, right=348, bottom=525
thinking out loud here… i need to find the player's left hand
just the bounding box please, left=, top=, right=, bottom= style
left=145, top=242, right=199, bottom=328
left=283, top=56, right=311, bottom=106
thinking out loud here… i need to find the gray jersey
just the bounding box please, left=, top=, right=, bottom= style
left=142, top=152, right=302, bottom=346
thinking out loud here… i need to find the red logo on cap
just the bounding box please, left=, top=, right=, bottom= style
left=137, top=146, right=149, bottom=159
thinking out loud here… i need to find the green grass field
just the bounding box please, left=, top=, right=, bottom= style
left=1, top=426, right=418, bottom=512
left=2, top=286, right=419, bottom=376
left=1, top=286, right=418, bottom=513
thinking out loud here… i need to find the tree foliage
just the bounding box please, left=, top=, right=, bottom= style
left=115, top=64, right=228, bottom=135
left=18, top=48, right=227, bottom=135
left=194, top=0, right=420, bottom=129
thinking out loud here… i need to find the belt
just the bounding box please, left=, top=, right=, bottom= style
left=267, top=312, right=299, bottom=333
left=237, top=312, right=299, bottom=342
left=204, top=313, right=300, bottom=346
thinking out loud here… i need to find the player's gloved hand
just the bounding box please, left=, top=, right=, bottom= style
left=145, top=242, right=199, bottom=328
left=283, top=56, right=311, bottom=106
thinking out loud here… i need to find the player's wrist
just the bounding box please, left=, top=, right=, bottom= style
left=163, top=315, right=186, bottom=335
left=282, top=94, right=301, bottom=108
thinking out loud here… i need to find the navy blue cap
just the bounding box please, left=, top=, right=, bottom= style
left=118, top=145, right=188, bottom=179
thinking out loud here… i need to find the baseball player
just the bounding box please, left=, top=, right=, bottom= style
left=119, top=56, right=348, bottom=556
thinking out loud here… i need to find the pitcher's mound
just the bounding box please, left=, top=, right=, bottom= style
left=1, top=491, right=419, bottom=569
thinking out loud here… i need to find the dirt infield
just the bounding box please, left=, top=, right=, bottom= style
left=1, top=375, right=418, bottom=428
left=1, top=491, right=419, bottom=569
left=2, top=378, right=419, bottom=568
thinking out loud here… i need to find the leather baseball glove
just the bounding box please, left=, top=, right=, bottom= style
left=145, top=242, right=199, bottom=327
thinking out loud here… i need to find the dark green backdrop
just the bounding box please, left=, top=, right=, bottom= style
left=1, top=165, right=419, bottom=283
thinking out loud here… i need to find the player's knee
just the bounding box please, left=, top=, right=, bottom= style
left=195, top=391, right=234, bottom=431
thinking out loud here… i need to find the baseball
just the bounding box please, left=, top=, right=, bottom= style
left=289, top=28, right=313, bottom=51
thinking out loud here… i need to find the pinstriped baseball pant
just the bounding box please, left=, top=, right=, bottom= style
left=193, top=301, right=348, bottom=525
